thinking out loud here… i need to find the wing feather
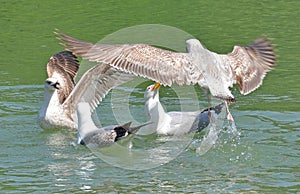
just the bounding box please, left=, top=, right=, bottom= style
left=56, top=31, right=200, bottom=87
left=63, top=64, right=135, bottom=117
left=225, top=37, right=276, bottom=95
left=56, top=31, right=276, bottom=101
left=46, top=51, right=80, bottom=104
left=47, top=51, right=79, bottom=80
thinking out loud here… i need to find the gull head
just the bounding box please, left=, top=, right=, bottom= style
left=144, top=82, right=161, bottom=100
left=44, top=77, right=60, bottom=91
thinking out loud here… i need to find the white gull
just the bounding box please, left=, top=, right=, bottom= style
left=144, top=82, right=224, bottom=135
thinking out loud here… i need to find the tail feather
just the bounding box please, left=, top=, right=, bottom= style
left=128, top=122, right=152, bottom=134
left=200, top=102, right=224, bottom=114
left=197, top=102, right=225, bottom=132
left=114, top=122, right=151, bottom=141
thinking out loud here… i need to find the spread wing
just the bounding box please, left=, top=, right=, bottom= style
left=56, top=31, right=203, bottom=87
left=46, top=51, right=79, bottom=104
left=56, top=31, right=276, bottom=102
left=225, top=37, right=276, bottom=95
left=63, top=63, right=135, bottom=116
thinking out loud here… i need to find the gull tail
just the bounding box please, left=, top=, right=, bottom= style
left=127, top=122, right=152, bottom=134
left=114, top=122, right=152, bottom=141
left=197, top=102, right=225, bottom=131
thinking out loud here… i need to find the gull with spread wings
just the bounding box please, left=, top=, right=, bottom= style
left=38, top=51, right=135, bottom=130
left=38, top=51, right=150, bottom=147
left=56, top=31, right=276, bottom=121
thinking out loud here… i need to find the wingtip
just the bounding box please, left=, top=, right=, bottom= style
left=233, top=36, right=277, bottom=96
left=121, top=122, right=132, bottom=130
left=53, top=28, right=60, bottom=34
left=128, top=122, right=151, bottom=134
left=54, top=29, right=65, bottom=40
left=251, top=36, right=277, bottom=65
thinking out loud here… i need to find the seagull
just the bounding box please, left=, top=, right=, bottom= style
left=38, top=51, right=135, bottom=130
left=76, top=102, right=149, bottom=147
left=144, top=82, right=224, bottom=135
left=56, top=31, right=276, bottom=122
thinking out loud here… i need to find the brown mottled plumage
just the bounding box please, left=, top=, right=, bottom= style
left=56, top=31, right=276, bottom=103
left=38, top=51, right=135, bottom=130
left=46, top=51, right=79, bottom=104
left=227, top=37, right=275, bottom=95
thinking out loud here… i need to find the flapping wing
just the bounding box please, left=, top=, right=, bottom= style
left=225, top=37, right=276, bottom=95
left=56, top=31, right=202, bottom=86
left=46, top=51, right=80, bottom=104
left=47, top=51, right=79, bottom=81
left=63, top=63, right=135, bottom=115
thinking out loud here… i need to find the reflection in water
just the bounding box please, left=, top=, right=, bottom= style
left=46, top=132, right=98, bottom=192
left=89, top=133, right=194, bottom=170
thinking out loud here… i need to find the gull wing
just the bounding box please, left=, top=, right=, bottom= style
left=57, top=31, right=276, bottom=102
left=188, top=37, right=275, bottom=101
left=57, top=31, right=203, bottom=87
left=225, top=37, right=276, bottom=95
left=46, top=51, right=79, bottom=104
left=63, top=63, right=135, bottom=116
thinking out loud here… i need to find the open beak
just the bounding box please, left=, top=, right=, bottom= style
left=152, top=82, right=161, bottom=91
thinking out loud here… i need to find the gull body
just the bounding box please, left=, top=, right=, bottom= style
left=77, top=102, right=147, bottom=147
left=144, top=83, right=224, bottom=135
left=38, top=51, right=134, bottom=130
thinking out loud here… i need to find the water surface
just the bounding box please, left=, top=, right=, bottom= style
left=1, top=0, right=300, bottom=193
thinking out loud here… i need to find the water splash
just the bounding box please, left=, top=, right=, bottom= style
left=196, top=109, right=240, bottom=155
left=196, top=122, right=220, bottom=155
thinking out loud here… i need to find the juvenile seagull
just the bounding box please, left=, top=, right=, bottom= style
left=57, top=31, right=276, bottom=121
left=38, top=51, right=134, bottom=130
left=77, top=102, right=148, bottom=147
left=144, top=82, right=224, bottom=135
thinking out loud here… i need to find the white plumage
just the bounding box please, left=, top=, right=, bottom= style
left=144, top=83, right=224, bottom=135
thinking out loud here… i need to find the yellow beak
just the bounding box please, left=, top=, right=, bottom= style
left=152, top=82, right=161, bottom=91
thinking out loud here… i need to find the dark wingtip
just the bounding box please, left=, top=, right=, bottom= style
left=247, top=36, right=277, bottom=68
left=54, top=29, right=70, bottom=49
left=128, top=122, right=152, bottom=134
left=234, top=36, right=277, bottom=96
left=201, top=102, right=225, bottom=114
left=212, top=102, right=225, bottom=114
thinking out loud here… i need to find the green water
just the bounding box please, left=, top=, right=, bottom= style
left=1, top=0, right=300, bottom=193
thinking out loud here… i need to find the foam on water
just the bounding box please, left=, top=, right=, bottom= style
left=196, top=108, right=240, bottom=155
